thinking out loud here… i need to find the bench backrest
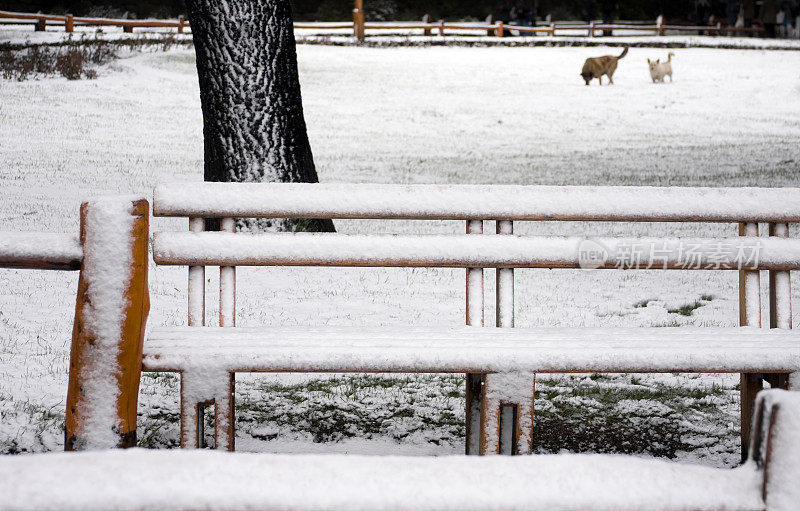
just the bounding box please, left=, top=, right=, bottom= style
left=152, top=183, right=800, bottom=330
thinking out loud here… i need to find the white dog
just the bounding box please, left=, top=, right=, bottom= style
left=647, top=52, right=674, bottom=83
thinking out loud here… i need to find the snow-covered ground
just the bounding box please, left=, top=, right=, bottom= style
left=1, top=40, right=800, bottom=466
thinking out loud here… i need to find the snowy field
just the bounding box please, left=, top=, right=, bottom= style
left=1, top=39, right=800, bottom=466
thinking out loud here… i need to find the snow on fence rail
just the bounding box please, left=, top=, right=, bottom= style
left=0, top=232, right=82, bottom=270
left=0, top=9, right=765, bottom=39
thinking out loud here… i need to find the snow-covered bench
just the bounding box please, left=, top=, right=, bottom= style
left=146, top=183, right=800, bottom=455
left=2, top=389, right=798, bottom=511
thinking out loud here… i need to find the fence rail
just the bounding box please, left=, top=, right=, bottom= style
left=0, top=232, right=82, bottom=270
left=0, top=9, right=767, bottom=39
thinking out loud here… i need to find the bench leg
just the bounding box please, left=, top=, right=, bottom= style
left=214, top=373, right=236, bottom=451
left=789, top=372, right=800, bottom=391
left=179, top=375, right=202, bottom=449
left=465, top=373, right=484, bottom=455
left=740, top=373, right=763, bottom=462
left=479, top=373, right=534, bottom=455
left=180, top=371, right=235, bottom=450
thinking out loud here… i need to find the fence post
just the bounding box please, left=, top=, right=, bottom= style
left=657, top=14, right=664, bottom=36
left=35, top=17, right=46, bottom=31
left=422, top=14, right=431, bottom=36
left=549, top=22, right=556, bottom=36
left=438, top=19, right=445, bottom=36
left=352, top=0, right=365, bottom=41
left=589, top=21, right=595, bottom=37
left=738, top=221, right=762, bottom=462
left=496, top=21, right=504, bottom=37
left=123, top=23, right=133, bottom=33
left=178, top=15, right=185, bottom=34
left=65, top=198, right=150, bottom=450
left=65, top=14, right=74, bottom=33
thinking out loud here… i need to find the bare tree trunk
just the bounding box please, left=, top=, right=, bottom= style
left=187, top=0, right=334, bottom=232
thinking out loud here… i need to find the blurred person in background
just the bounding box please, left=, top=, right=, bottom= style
left=760, top=0, right=780, bottom=37
left=727, top=0, right=741, bottom=26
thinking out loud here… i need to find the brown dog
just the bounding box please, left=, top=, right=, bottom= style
left=581, top=47, right=628, bottom=86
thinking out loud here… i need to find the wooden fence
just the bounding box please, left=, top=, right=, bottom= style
left=1, top=9, right=765, bottom=40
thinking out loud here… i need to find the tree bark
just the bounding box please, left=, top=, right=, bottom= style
left=187, top=0, right=334, bottom=232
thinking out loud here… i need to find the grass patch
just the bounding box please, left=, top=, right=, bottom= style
left=1, top=35, right=190, bottom=81
left=236, top=374, right=465, bottom=444
left=667, top=295, right=714, bottom=317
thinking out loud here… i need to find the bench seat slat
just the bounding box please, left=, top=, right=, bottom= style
left=143, top=326, right=800, bottom=374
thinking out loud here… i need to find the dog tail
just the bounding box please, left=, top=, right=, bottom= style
left=618, top=46, right=629, bottom=59
left=667, top=52, right=674, bottom=62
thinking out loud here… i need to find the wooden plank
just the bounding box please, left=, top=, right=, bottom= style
left=153, top=183, right=800, bottom=222
left=65, top=199, right=150, bottom=450
left=153, top=232, right=800, bottom=270
left=0, top=232, right=82, bottom=271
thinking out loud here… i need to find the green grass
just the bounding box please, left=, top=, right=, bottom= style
left=131, top=372, right=740, bottom=464
left=667, top=294, right=714, bottom=316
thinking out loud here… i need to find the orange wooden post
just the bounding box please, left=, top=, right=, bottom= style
left=657, top=15, right=664, bottom=36
left=422, top=14, right=431, bottom=36
left=123, top=23, right=133, bottom=33
left=496, top=21, right=504, bottom=37
left=738, top=221, right=762, bottom=462
left=589, top=21, right=595, bottom=37
left=178, top=15, right=185, bottom=34
left=35, top=17, right=46, bottom=31
left=65, top=199, right=150, bottom=450
left=353, top=0, right=365, bottom=41
left=65, top=14, right=74, bottom=33
left=438, top=19, right=445, bottom=36
left=465, top=220, right=484, bottom=455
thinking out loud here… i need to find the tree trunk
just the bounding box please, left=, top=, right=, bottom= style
left=187, top=0, right=335, bottom=232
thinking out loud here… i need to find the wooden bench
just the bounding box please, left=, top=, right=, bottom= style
left=143, top=183, right=800, bottom=456
left=2, top=389, right=798, bottom=510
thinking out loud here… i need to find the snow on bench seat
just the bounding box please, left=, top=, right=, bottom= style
left=143, top=326, right=800, bottom=374
left=0, top=449, right=765, bottom=511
